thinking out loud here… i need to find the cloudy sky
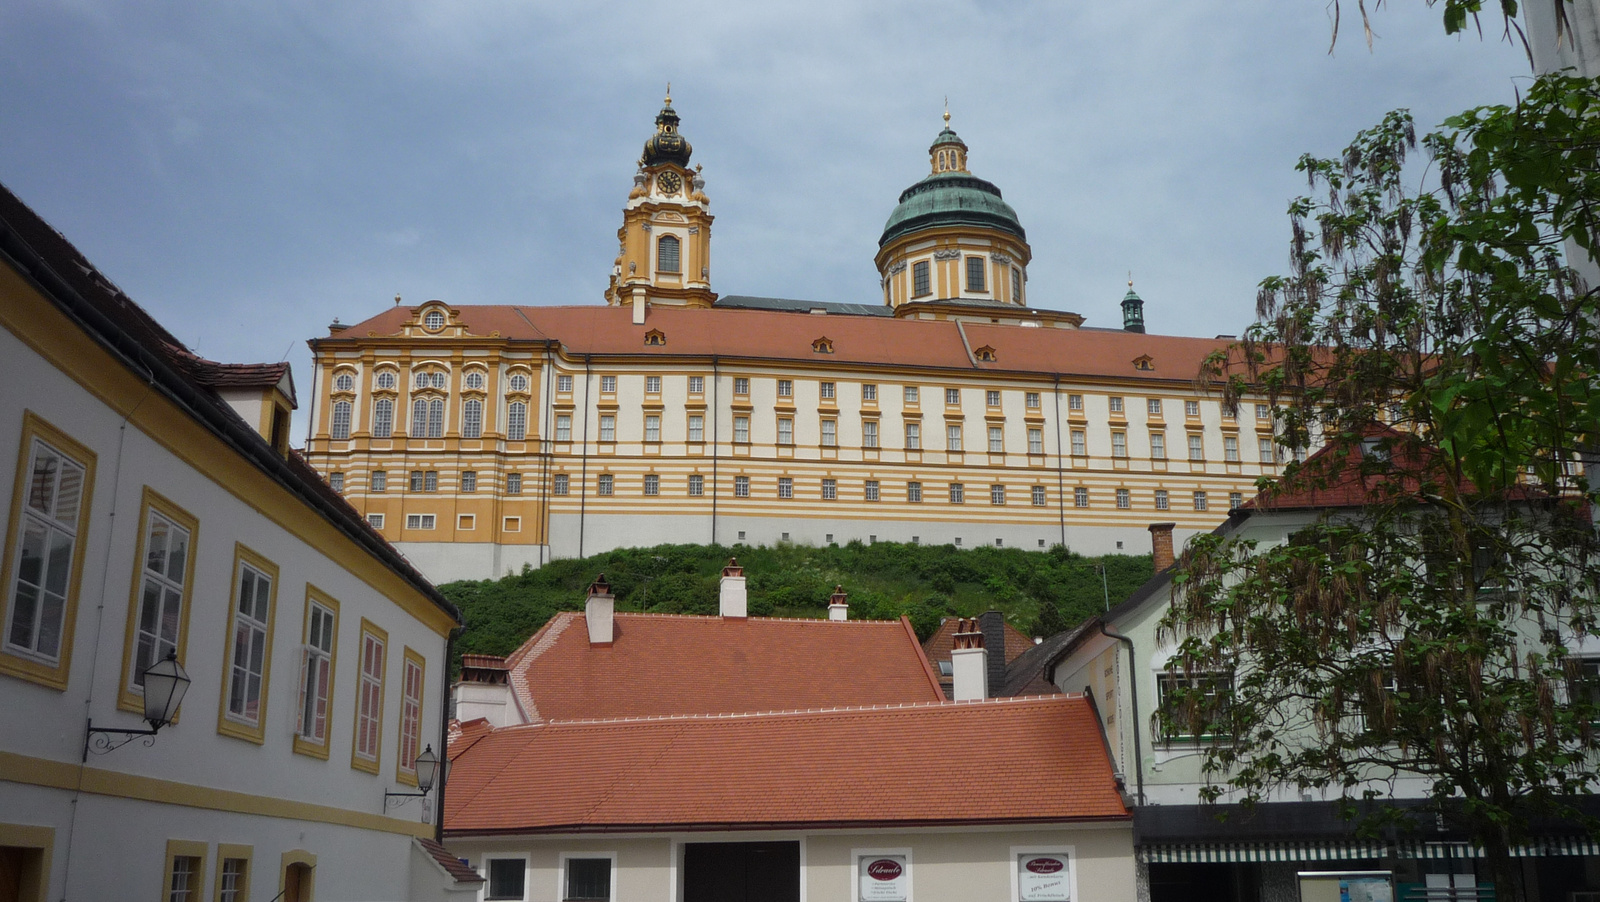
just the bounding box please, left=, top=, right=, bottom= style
left=1, top=1, right=1530, bottom=441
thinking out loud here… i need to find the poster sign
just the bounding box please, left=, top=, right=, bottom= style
left=859, top=856, right=907, bottom=901
left=1339, top=877, right=1393, bottom=902
left=1018, top=853, right=1071, bottom=901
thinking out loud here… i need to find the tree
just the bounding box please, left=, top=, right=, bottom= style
left=1158, top=77, right=1600, bottom=901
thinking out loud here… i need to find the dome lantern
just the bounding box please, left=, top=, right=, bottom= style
left=641, top=86, right=693, bottom=169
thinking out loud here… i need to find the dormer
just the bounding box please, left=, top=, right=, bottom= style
left=812, top=336, right=834, bottom=354
left=974, top=345, right=998, bottom=363
left=1133, top=355, right=1155, bottom=372
left=205, top=362, right=297, bottom=456
left=404, top=301, right=470, bottom=338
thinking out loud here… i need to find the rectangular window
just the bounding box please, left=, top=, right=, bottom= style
left=556, top=415, right=572, bottom=442
left=1256, top=403, right=1270, bottom=420
left=734, top=475, right=750, bottom=497
left=1157, top=670, right=1233, bottom=742
left=371, top=470, right=387, bottom=492
left=1031, top=485, right=1047, bottom=506
left=1074, top=487, right=1089, bottom=508
left=398, top=650, right=424, bottom=782
left=461, top=399, right=482, bottom=438
left=600, top=375, right=617, bottom=393
left=1109, top=396, right=1124, bottom=414
left=913, top=260, right=931, bottom=296
left=865, top=480, right=880, bottom=501
left=820, top=381, right=836, bottom=400
left=862, top=383, right=877, bottom=402
left=1068, top=394, right=1084, bottom=411
left=777, top=379, right=793, bottom=397
left=373, top=398, right=394, bottom=437
left=1117, top=488, right=1131, bottom=509
left=1151, top=433, right=1166, bottom=459
left=366, top=513, right=384, bottom=529
left=966, top=255, right=986, bottom=291
left=1026, top=391, right=1041, bottom=408
left=217, top=855, right=248, bottom=902
left=1070, top=430, right=1086, bottom=456
left=990, top=484, right=1005, bottom=505
left=689, top=375, right=704, bottom=394
left=1112, top=432, right=1128, bottom=458
left=1028, top=428, right=1043, bottom=454
left=353, top=622, right=386, bottom=770
left=988, top=426, right=1003, bottom=453
left=1148, top=398, right=1162, bottom=415
left=221, top=550, right=276, bottom=738
left=1188, top=434, right=1204, bottom=461
left=166, top=851, right=203, bottom=902
left=945, top=388, right=960, bottom=405
left=565, top=858, right=611, bottom=902
left=457, top=514, right=474, bottom=530
left=330, top=472, right=344, bottom=492
left=734, top=416, right=750, bottom=443
left=461, top=471, right=477, bottom=492
left=821, top=420, right=837, bottom=446
left=1224, top=436, right=1239, bottom=461
left=862, top=420, right=879, bottom=448
left=905, top=422, right=921, bottom=449
left=126, top=501, right=195, bottom=702
left=1186, top=400, right=1201, bottom=417
left=646, top=375, right=662, bottom=393
left=597, top=474, right=614, bottom=496
left=486, top=858, right=526, bottom=901
left=1191, top=490, right=1209, bottom=511
left=1229, top=492, right=1243, bottom=509
left=405, top=514, right=436, bottom=529
left=778, top=418, right=794, bottom=445
left=688, top=415, right=705, bottom=442
left=330, top=400, right=352, bottom=440
left=986, top=390, right=1001, bottom=407
left=599, top=415, right=616, bottom=442
left=1012, top=266, right=1022, bottom=300
left=507, top=473, right=522, bottom=494
left=822, top=479, right=837, bottom=500
left=3, top=425, right=91, bottom=676
left=644, top=415, right=661, bottom=442
left=1155, top=489, right=1169, bottom=510
left=553, top=474, right=569, bottom=495
left=295, top=595, right=337, bottom=754
left=643, top=474, right=659, bottom=496
left=1259, top=437, right=1275, bottom=463
left=734, top=377, right=750, bottom=394
left=558, top=374, right=574, bottom=392
left=778, top=477, right=794, bottom=499
left=949, top=483, right=965, bottom=504
left=424, top=471, right=438, bottom=492
left=946, top=424, right=962, bottom=452
left=904, top=386, right=919, bottom=404
left=907, top=481, right=923, bottom=503
left=688, top=474, right=704, bottom=496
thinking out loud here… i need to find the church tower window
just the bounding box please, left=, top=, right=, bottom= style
left=966, top=257, right=986, bottom=292
left=912, top=261, right=930, bottom=297
left=657, top=235, right=681, bottom=273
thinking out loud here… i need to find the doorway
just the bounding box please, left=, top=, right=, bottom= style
left=0, top=844, right=45, bottom=902
left=683, top=841, right=800, bottom=902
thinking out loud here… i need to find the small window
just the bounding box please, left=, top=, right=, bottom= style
left=974, top=346, right=997, bottom=362
left=461, top=399, right=483, bottom=438
left=406, top=514, right=436, bottom=529
left=1189, top=434, right=1204, bottom=461
left=296, top=598, right=337, bottom=746
left=1194, top=490, right=1208, bottom=511
left=821, top=420, right=837, bottom=447
left=506, top=473, right=522, bottom=495
left=461, top=471, right=477, bottom=492
left=644, top=474, right=660, bottom=496
left=329, top=472, right=344, bottom=492
left=688, top=474, right=704, bottom=496
left=644, top=329, right=666, bottom=347
left=354, top=626, right=386, bottom=765
left=503, top=516, right=521, bottom=532
left=464, top=371, right=485, bottom=390
left=862, top=383, right=877, bottom=401
left=988, top=426, right=1003, bottom=453
left=372, top=398, right=394, bottom=437
left=409, top=471, right=423, bottom=492
left=1075, top=487, right=1089, bottom=508
left=734, top=377, right=750, bottom=395
left=657, top=234, right=681, bottom=273
left=1112, top=432, right=1127, bottom=458
left=558, top=374, right=574, bottom=392
left=645, top=415, right=661, bottom=442
left=601, top=375, right=617, bottom=393
left=598, top=474, right=614, bottom=496
left=485, top=858, right=526, bottom=901
left=646, top=375, right=662, bottom=393
left=424, top=471, right=438, bottom=492
left=689, top=375, right=705, bottom=393
left=1109, top=396, right=1125, bottom=414
left=330, top=400, right=352, bottom=440
left=1134, top=356, right=1155, bottom=371
left=371, top=470, right=387, bottom=492
left=1068, top=394, right=1084, bottom=411
left=1260, top=437, right=1276, bottom=463
left=507, top=401, right=528, bottom=440
left=966, top=256, right=986, bottom=291
left=1152, top=433, right=1166, bottom=459
left=913, top=261, right=931, bottom=296
left=865, top=480, right=880, bottom=501
left=990, top=484, right=1005, bottom=505
left=1229, top=492, right=1243, bottom=509
left=822, top=478, right=837, bottom=500
left=778, top=477, right=794, bottom=499
left=812, top=337, right=835, bottom=354
left=1117, top=488, right=1131, bottom=509
left=375, top=370, right=397, bottom=390
left=553, top=474, right=569, bottom=495
left=862, top=420, right=878, bottom=448
left=1148, top=398, right=1162, bottom=415
left=905, top=422, right=921, bottom=450
left=565, top=857, right=611, bottom=901
left=556, top=415, right=572, bottom=442
left=733, top=416, right=750, bottom=443
left=1025, top=392, right=1040, bottom=409
left=1070, top=430, right=1086, bottom=456
left=1256, top=403, right=1270, bottom=420
left=217, top=856, right=248, bottom=902
left=820, top=382, right=836, bottom=400
left=599, top=415, right=616, bottom=442
left=777, top=379, right=793, bottom=397
left=688, top=415, right=704, bottom=442
left=1186, top=400, right=1201, bottom=417
left=777, top=418, right=794, bottom=445
left=1157, top=670, right=1233, bottom=742
left=949, top=483, right=965, bottom=504
left=508, top=373, right=530, bottom=392
left=1155, top=490, right=1169, bottom=511
left=1225, top=436, right=1240, bottom=461
left=1032, top=485, right=1046, bottom=506
left=904, top=386, right=919, bottom=404
left=907, top=481, right=923, bottom=503
left=734, top=475, right=750, bottom=497
left=423, top=310, right=445, bottom=330
left=1011, top=266, right=1022, bottom=300
left=1028, top=427, right=1043, bottom=454
left=986, top=390, right=1001, bottom=407
left=334, top=371, right=355, bottom=392
left=945, top=388, right=960, bottom=406
left=946, top=424, right=962, bottom=452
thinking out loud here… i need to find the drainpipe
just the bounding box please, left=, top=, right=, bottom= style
left=539, top=343, right=554, bottom=566
left=435, top=628, right=456, bottom=843
left=710, top=356, right=720, bottom=546
left=577, top=356, right=592, bottom=559
left=1098, top=620, right=1144, bottom=806
left=1053, top=374, right=1066, bottom=549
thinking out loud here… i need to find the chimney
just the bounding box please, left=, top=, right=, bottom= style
left=720, top=558, right=747, bottom=619
left=453, top=654, right=516, bottom=727
left=1149, top=522, right=1177, bottom=572
left=950, top=618, right=989, bottom=701
left=828, top=585, right=849, bottom=621
left=978, top=610, right=1006, bottom=697
left=586, top=574, right=615, bottom=646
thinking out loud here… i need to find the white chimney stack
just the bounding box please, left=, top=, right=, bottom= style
left=950, top=618, right=989, bottom=701
left=827, top=585, right=849, bottom=621
left=720, top=558, right=747, bottom=619
left=586, top=574, right=615, bottom=646
left=453, top=655, right=518, bottom=726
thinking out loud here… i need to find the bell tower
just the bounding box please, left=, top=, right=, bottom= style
left=605, top=88, right=716, bottom=322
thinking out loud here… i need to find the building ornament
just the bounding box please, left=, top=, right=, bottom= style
left=641, top=223, right=652, bottom=232
left=887, top=261, right=907, bottom=275
left=933, top=249, right=961, bottom=260
left=990, top=253, right=1013, bottom=266
left=688, top=227, right=699, bottom=234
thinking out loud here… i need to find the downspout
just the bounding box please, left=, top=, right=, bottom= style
left=710, top=356, right=720, bottom=546
left=435, top=627, right=456, bottom=843
left=1053, top=374, right=1066, bottom=549
left=578, top=356, right=592, bottom=559
left=1097, top=620, right=1144, bottom=806
left=539, top=343, right=555, bottom=566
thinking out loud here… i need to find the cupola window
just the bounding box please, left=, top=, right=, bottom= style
left=966, top=257, right=986, bottom=292
left=657, top=235, right=681, bottom=273
left=644, top=329, right=667, bottom=346
left=912, top=261, right=931, bottom=297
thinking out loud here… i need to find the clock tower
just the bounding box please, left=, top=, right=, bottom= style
left=605, top=89, right=716, bottom=322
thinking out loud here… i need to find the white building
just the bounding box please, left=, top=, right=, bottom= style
left=0, top=182, right=478, bottom=901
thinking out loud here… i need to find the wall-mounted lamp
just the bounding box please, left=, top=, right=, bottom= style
left=384, top=746, right=441, bottom=809
left=83, top=649, right=191, bottom=760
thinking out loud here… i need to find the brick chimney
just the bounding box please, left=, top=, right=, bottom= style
left=978, top=610, right=1006, bottom=697
left=1149, top=522, right=1177, bottom=572
left=453, top=654, right=515, bottom=727
left=950, top=618, right=989, bottom=701
left=720, top=558, right=747, bottom=619
left=586, top=574, right=615, bottom=646
left=828, top=585, right=849, bottom=621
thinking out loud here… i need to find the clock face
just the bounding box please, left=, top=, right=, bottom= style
left=657, top=171, right=683, bottom=195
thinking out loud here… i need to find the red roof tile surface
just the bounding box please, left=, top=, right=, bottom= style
left=444, top=695, right=1128, bottom=833
left=416, top=838, right=484, bottom=884
left=503, top=612, right=945, bottom=723
left=447, top=717, right=495, bottom=759
left=923, top=616, right=1037, bottom=667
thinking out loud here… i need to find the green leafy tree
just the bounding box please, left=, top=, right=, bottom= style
left=1159, top=78, right=1600, bottom=900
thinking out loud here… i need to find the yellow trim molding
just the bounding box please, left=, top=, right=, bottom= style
left=215, top=544, right=280, bottom=745
left=163, top=838, right=210, bottom=902
left=292, top=586, right=340, bottom=761
left=395, top=646, right=426, bottom=788
left=116, top=486, right=200, bottom=718
left=213, top=843, right=253, bottom=902
left=349, top=618, right=388, bottom=776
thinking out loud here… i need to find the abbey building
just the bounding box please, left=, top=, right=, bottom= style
left=304, top=95, right=1284, bottom=584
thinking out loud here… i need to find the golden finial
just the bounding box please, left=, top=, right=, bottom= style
left=1128, top=271, right=1134, bottom=289
left=665, top=82, right=672, bottom=105
left=943, top=97, right=950, bottom=125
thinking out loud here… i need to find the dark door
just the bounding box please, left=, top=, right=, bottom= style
left=683, top=841, right=800, bottom=902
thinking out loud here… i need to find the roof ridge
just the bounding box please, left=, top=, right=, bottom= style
left=537, top=693, right=1082, bottom=728
left=609, top=611, right=906, bottom=625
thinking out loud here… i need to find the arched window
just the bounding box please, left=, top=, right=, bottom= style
left=507, top=401, right=527, bottom=441
left=373, top=398, right=394, bottom=437
left=424, top=310, right=444, bottom=330
left=411, top=399, right=428, bottom=437
left=333, top=371, right=355, bottom=392
left=427, top=399, right=444, bottom=438
left=508, top=373, right=529, bottom=393
left=375, top=370, right=397, bottom=390
left=657, top=235, right=681, bottom=273
left=330, top=400, right=352, bottom=439
left=464, top=370, right=485, bottom=390
left=462, top=399, right=483, bottom=438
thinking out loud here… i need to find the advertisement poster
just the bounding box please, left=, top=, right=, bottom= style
left=1339, top=877, right=1394, bottom=902
left=1018, top=853, right=1072, bottom=901
left=859, top=856, right=907, bottom=901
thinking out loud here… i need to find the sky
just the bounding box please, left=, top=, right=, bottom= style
left=0, top=1, right=1532, bottom=442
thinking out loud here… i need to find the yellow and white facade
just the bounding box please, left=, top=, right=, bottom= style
left=0, top=183, right=472, bottom=901
left=305, top=101, right=1290, bottom=585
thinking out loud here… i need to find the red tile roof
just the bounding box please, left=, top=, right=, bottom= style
left=923, top=616, right=1037, bottom=667
left=447, top=717, right=495, bottom=759
left=503, top=612, right=945, bottom=723
left=415, top=838, right=484, bottom=884
left=325, top=304, right=1234, bottom=382
left=444, top=695, right=1128, bottom=833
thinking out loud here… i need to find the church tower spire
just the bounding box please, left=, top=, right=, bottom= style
left=606, top=89, right=716, bottom=322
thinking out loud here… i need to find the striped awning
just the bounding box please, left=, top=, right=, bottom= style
left=1398, top=838, right=1600, bottom=859
left=1140, top=840, right=1387, bottom=863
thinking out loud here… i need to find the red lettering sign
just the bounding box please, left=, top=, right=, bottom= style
left=1025, top=857, right=1065, bottom=874
left=867, top=859, right=904, bottom=880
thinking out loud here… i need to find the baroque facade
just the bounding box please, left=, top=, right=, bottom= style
left=305, top=96, right=1289, bottom=584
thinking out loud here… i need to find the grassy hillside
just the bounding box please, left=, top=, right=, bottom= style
left=440, top=541, right=1153, bottom=670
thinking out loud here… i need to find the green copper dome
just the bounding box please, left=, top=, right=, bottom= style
left=879, top=172, right=1025, bottom=248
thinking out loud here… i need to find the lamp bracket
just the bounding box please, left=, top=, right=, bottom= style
left=83, top=719, right=161, bottom=761
left=384, top=788, right=430, bottom=809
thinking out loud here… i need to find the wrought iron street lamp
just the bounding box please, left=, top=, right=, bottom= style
left=384, top=745, right=442, bottom=808
left=83, top=649, right=191, bottom=760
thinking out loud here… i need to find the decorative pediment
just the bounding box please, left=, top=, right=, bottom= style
left=644, top=329, right=667, bottom=347
left=1133, top=355, right=1155, bottom=371
left=812, top=337, right=834, bottom=354
left=974, top=345, right=998, bottom=362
